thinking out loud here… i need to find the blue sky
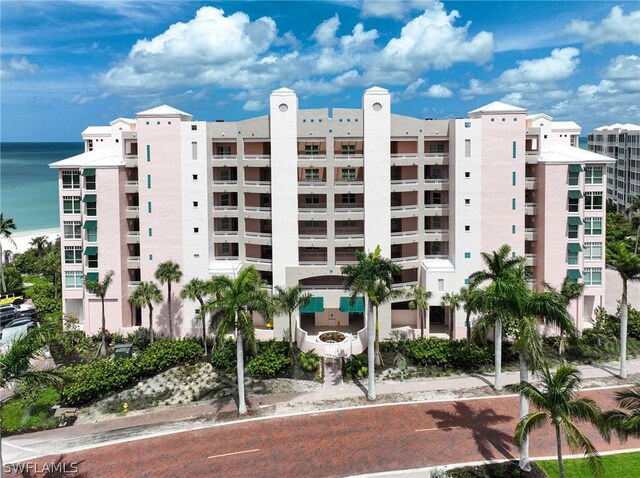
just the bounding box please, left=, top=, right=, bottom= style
left=1, top=0, right=639, bottom=141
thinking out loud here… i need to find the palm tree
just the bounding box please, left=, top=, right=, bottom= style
left=128, top=281, right=163, bottom=344
left=369, top=280, right=406, bottom=366
left=607, top=243, right=640, bottom=378
left=459, top=286, right=480, bottom=349
left=85, top=270, right=115, bottom=356
left=468, top=244, right=525, bottom=391
left=180, top=278, right=212, bottom=355
left=441, top=291, right=461, bottom=339
left=600, top=384, right=640, bottom=442
left=506, top=365, right=603, bottom=478
left=29, top=235, right=51, bottom=256
left=0, top=325, right=62, bottom=473
left=625, top=195, right=640, bottom=254
left=154, top=260, right=183, bottom=339
left=0, top=213, right=17, bottom=293
left=341, top=245, right=400, bottom=400
left=273, top=285, right=312, bottom=347
left=544, top=276, right=584, bottom=354
left=408, top=285, right=431, bottom=338
left=208, top=267, right=271, bottom=414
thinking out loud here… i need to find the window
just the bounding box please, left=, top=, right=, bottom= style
left=305, top=194, right=320, bottom=204
left=567, top=250, right=579, bottom=265
left=221, top=243, right=230, bottom=254
left=464, top=172, right=470, bottom=178
left=464, top=122, right=471, bottom=128
left=62, top=171, right=80, bottom=189
left=585, top=192, right=603, bottom=210
left=220, top=194, right=229, bottom=206
left=146, top=145, right=151, bottom=162
left=217, top=145, right=231, bottom=156
left=86, top=200, right=97, bottom=217
left=464, top=225, right=470, bottom=232
left=341, top=168, right=356, bottom=181
left=584, top=267, right=602, bottom=286
left=584, top=242, right=603, bottom=260
left=220, top=218, right=232, bottom=230
left=191, top=125, right=197, bottom=131
left=64, top=246, right=82, bottom=264
left=341, top=144, right=356, bottom=155
left=512, top=171, right=517, bottom=186
left=438, top=279, right=445, bottom=291
left=568, top=170, right=580, bottom=186
left=86, top=227, right=97, bottom=242
left=194, top=227, right=199, bottom=234
left=63, top=196, right=81, bottom=214
left=568, top=196, right=580, bottom=213
left=193, top=201, right=198, bottom=208
left=87, top=253, right=98, bottom=268
left=147, top=174, right=151, bottom=189
left=304, top=144, right=319, bottom=155
left=584, top=217, right=602, bottom=235
left=148, top=227, right=153, bottom=237
left=304, top=169, right=320, bottom=181
left=191, top=142, right=198, bottom=160
left=568, top=224, right=579, bottom=239
left=342, top=193, right=356, bottom=204
left=465, top=139, right=471, bottom=158
left=85, top=175, right=96, bottom=190
left=585, top=167, right=603, bottom=184
left=192, top=174, right=198, bottom=181
left=512, top=225, right=516, bottom=234
left=512, top=198, right=516, bottom=210
left=148, top=202, right=152, bottom=213
left=220, top=170, right=230, bottom=181
left=512, top=141, right=517, bottom=159
left=65, top=271, right=83, bottom=289
left=63, top=221, right=81, bottom=239
left=464, top=252, right=471, bottom=259
left=464, top=198, right=470, bottom=205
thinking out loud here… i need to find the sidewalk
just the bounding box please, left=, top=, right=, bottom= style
left=3, top=358, right=639, bottom=465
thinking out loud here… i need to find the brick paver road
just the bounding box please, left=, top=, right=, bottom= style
left=6, top=388, right=640, bottom=478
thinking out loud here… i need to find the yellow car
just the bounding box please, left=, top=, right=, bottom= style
left=0, top=292, right=24, bottom=306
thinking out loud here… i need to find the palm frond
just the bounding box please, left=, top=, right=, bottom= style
left=513, top=411, right=547, bottom=448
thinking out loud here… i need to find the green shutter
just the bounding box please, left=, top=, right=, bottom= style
left=567, top=269, right=582, bottom=279
left=83, top=246, right=98, bottom=256
left=568, top=217, right=583, bottom=226
left=568, top=164, right=583, bottom=173
left=83, top=220, right=97, bottom=231
left=81, top=168, right=96, bottom=177
left=300, top=297, right=324, bottom=313
left=340, top=296, right=365, bottom=313
left=85, top=272, right=99, bottom=282
left=567, top=243, right=582, bottom=252
left=568, top=190, right=583, bottom=199
left=82, top=194, right=97, bottom=203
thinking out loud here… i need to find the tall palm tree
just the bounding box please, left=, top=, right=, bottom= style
left=369, top=281, right=406, bottom=366
left=459, top=286, right=480, bottom=349
left=273, top=285, right=312, bottom=347
left=625, top=195, right=640, bottom=254
left=544, top=276, right=584, bottom=354
left=128, top=281, right=163, bottom=344
left=154, top=260, right=183, bottom=339
left=408, top=285, right=431, bottom=338
left=0, top=213, right=17, bottom=293
left=0, top=324, right=62, bottom=473
left=469, top=244, right=525, bottom=391
left=600, top=384, right=640, bottom=442
left=208, top=267, right=271, bottom=414
left=506, top=365, right=603, bottom=478
left=342, top=245, right=400, bottom=400
left=180, top=278, right=212, bottom=355
left=85, top=270, right=115, bottom=356
left=441, top=291, right=461, bottom=339
left=607, top=243, right=640, bottom=378
left=29, top=235, right=51, bottom=256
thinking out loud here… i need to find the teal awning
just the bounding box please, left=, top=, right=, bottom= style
left=568, top=164, right=583, bottom=173
left=82, top=194, right=96, bottom=203
left=568, top=243, right=582, bottom=252
left=299, top=297, right=324, bottom=313
left=568, top=217, right=583, bottom=226
left=84, top=246, right=98, bottom=256
left=82, top=168, right=96, bottom=177
left=568, top=190, right=583, bottom=199
left=340, top=296, right=365, bottom=313
left=83, top=220, right=97, bottom=231
left=567, top=269, right=582, bottom=279
left=85, top=272, right=99, bottom=282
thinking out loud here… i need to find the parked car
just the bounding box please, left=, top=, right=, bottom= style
left=14, top=303, right=37, bottom=319
left=0, top=320, right=36, bottom=352
left=0, top=304, right=17, bottom=328
left=0, top=292, right=24, bottom=306
left=2, top=317, right=38, bottom=333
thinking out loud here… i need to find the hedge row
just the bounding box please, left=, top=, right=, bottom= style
left=61, top=339, right=203, bottom=406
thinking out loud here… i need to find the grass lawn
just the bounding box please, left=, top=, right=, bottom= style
left=537, top=452, right=640, bottom=477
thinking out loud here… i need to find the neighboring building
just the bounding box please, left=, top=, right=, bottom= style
left=587, top=123, right=640, bottom=212
left=50, top=87, right=614, bottom=354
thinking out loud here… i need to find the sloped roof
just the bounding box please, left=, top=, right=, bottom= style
left=539, top=142, right=615, bottom=164
left=469, top=101, right=526, bottom=114
left=136, top=104, right=192, bottom=118
left=527, top=113, right=553, bottom=122
left=594, top=123, right=640, bottom=131
left=109, top=118, right=136, bottom=126
left=271, top=87, right=295, bottom=95
left=551, top=121, right=581, bottom=131
left=364, top=86, right=389, bottom=94
left=49, top=149, right=123, bottom=169
left=82, top=126, right=111, bottom=136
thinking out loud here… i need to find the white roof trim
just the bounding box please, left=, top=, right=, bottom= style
left=136, top=104, right=192, bottom=118
left=49, top=150, right=123, bottom=169
left=469, top=101, right=526, bottom=114
left=539, top=142, right=615, bottom=164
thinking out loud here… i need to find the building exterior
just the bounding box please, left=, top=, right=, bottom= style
left=50, top=87, right=614, bottom=353
left=587, top=123, right=640, bottom=212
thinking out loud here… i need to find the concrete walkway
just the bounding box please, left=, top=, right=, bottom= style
left=3, top=358, right=639, bottom=466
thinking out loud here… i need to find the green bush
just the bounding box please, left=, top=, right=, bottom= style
left=344, top=354, right=368, bottom=379
left=247, top=340, right=290, bottom=377
left=2, top=387, right=61, bottom=434
left=211, top=338, right=237, bottom=371
left=299, top=350, right=321, bottom=373
left=111, top=332, right=127, bottom=345
left=45, top=314, right=92, bottom=365
left=400, top=338, right=493, bottom=370
left=127, top=327, right=151, bottom=350
left=3, top=267, right=23, bottom=291
left=61, top=339, right=203, bottom=406
left=27, top=282, right=61, bottom=317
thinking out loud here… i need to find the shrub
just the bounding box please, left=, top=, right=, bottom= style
left=247, top=340, right=290, bottom=377
left=46, top=314, right=92, bottom=365
left=127, top=327, right=151, bottom=351
left=299, top=350, right=321, bottom=373
left=402, top=338, right=493, bottom=370
left=111, top=332, right=127, bottom=345
left=344, top=354, right=367, bottom=379
left=27, top=282, right=61, bottom=317
left=61, top=339, right=203, bottom=406
left=2, top=387, right=61, bottom=434
left=3, top=267, right=23, bottom=291
left=211, top=338, right=236, bottom=371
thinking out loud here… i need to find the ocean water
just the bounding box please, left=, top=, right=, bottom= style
left=0, top=143, right=83, bottom=233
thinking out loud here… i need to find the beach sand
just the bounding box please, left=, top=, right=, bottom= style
left=0, top=228, right=60, bottom=255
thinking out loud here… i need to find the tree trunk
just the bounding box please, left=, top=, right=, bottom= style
left=620, top=279, right=628, bottom=379
left=449, top=308, right=455, bottom=339
left=167, top=282, right=173, bottom=339
left=367, top=298, right=376, bottom=400
left=466, top=311, right=472, bottom=350
left=635, top=223, right=639, bottom=255
left=149, top=305, right=155, bottom=344
left=374, top=306, right=383, bottom=367
left=494, top=318, right=503, bottom=390
left=236, top=311, right=247, bottom=414
left=288, top=312, right=293, bottom=345
left=556, top=424, right=566, bottom=478
left=420, top=306, right=424, bottom=338
left=198, top=298, right=207, bottom=356
left=100, top=298, right=107, bottom=356
left=518, top=352, right=530, bottom=471
left=0, top=242, right=6, bottom=293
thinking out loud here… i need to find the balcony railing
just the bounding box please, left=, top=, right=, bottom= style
left=424, top=204, right=448, bottom=209
left=424, top=254, right=449, bottom=259
left=525, top=203, right=538, bottom=215
left=335, top=233, right=365, bottom=239
left=128, top=281, right=141, bottom=287
left=126, top=231, right=140, bottom=238
left=215, top=256, right=239, bottom=261
left=299, top=180, right=326, bottom=187
left=245, top=257, right=272, bottom=264
left=214, top=230, right=238, bottom=236
left=245, top=231, right=272, bottom=238
left=299, top=233, right=328, bottom=240
left=298, top=204, right=327, bottom=212
left=244, top=180, right=270, bottom=187
left=525, top=228, right=537, bottom=240
left=424, top=153, right=449, bottom=159
left=334, top=154, right=363, bottom=160
left=390, top=230, right=419, bottom=237
left=212, top=154, right=238, bottom=160
left=213, top=179, right=238, bottom=185
left=245, top=206, right=271, bottom=212
left=525, top=177, right=538, bottom=189
left=126, top=206, right=139, bottom=212
left=213, top=205, right=238, bottom=210
left=391, top=204, right=419, bottom=211
left=391, top=179, right=419, bottom=185
left=244, top=154, right=270, bottom=161
left=390, top=153, right=418, bottom=159
left=391, top=256, right=419, bottom=264
left=335, top=258, right=359, bottom=265
left=298, top=154, right=327, bottom=160
left=300, top=258, right=328, bottom=265
left=335, top=203, right=364, bottom=212
left=335, top=179, right=364, bottom=186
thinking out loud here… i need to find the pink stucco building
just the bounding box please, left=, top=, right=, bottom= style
left=50, top=88, right=614, bottom=349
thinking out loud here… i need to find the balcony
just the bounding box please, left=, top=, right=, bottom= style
left=125, top=205, right=139, bottom=219
left=245, top=257, right=273, bottom=269
left=298, top=180, right=327, bottom=188
left=212, top=154, right=238, bottom=165
left=245, top=231, right=272, bottom=245
left=299, top=258, right=328, bottom=266
left=391, top=229, right=418, bottom=239
left=423, top=229, right=449, bottom=241
left=525, top=253, right=537, bottom=267
left=334, top=154, right=363, bottom=161
left=423, top=204, right=449, bottom=216
left=243, top=154, right=270, bottom=166
left=334, top=179, right=364, bottom=188
left=391, top=256, right=419, bottom=266
left=128, top=281, right=141, bottom=288
left=525, top=228, right=537, bottom=241
left=424, top=153, right=449, bottom=165
left=298, top=204, right=327, bottom=214
left=525, top=177, right=538, bottom=190
left=213, top=230, right=239, bottom=238
left=525, top=151, right=539, bottom=163
left=298, top=154, right=327, bottom=162
left=390, top=153, right=418, bottom=166
left=390, top=204, right=419, bottom=218
left=424, top=254, right=449, bottom=260
left=213, top=178, right=238, bottom=186
left=391, top=179, right=419, bottom=192
left=299, top=232, right=328, bottom=240
left=125, top=181, right=139, bottom=193
left=126, top=231, right=140, bottom=244
left=244, top=206, right=271, bottom=219
left=124, top=155, right=138, bottom=167
left=215, top=256, right=239, bottom=261
left=244, top=180, right=270, bottom=193
left=335, top=203, right=364, bottom=213
left=127, top=256, right=141, bottom=268
left=524, top=203, right=537, bottom=215
left=423, top=178, right=449, bottom=191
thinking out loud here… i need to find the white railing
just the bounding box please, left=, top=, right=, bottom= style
left=300, top=284, right=345, bottom=290
left=212, top=155, right=238, bottom=160
left=392, top=281, right=418, bottom=289
left=391, top=205, right=419, bottom=211
left=126, top=231, right=140, bottom=237
left=424, top=204, right=449, bottom=209
left=391, top=153, right=418, bottom=159
left=335, top=180, right=364, bottom=186
left=214, top=231, right=238, bottom=236
left=298, top=154, right=327, bottom=160
left=336, top=258, right=359, bottom=265
left=124, top=155, right=138, bottom=162
left=391, top=179, right=419, bottom=185
left=299, top=181, right=326, bottom=187
left=424, top=178, right=449, bottom=184
left=245, top=257, right=272, bottom=264
left=244, top=154, right=270, bottom=160
left=299, top=259, right=328, bottom=265
left=392, top=256, right=419, bottom=263
left=125, top=180, right=139, bottom=187
left=245, top=206, right=271, bottom=212
left=334, top=154, right=363, bottom=160
left=127, top=256, right=141, bottom=262
left=213, top=180, right=238, bottom=185
left=391, top=230, right=418, bottom=237
left=245, top=231, right=272, bottom=238
left=424, top=254, right=449, bottom=259
left=126, top=206, right=139, bottom=212
left=215, top=256, right=239, bottom=261
left=128, top=281, right=141, bottom=287
left=213, top=205, right=238, bottom=210
left=299, top=233, right=327, bottom=239
left=424, top=229, right=447, bottom=235
left=424, top=153, right=449, bottom=159
left=298, top=206, right=327, bottom=212
left=244, top=180, right=270, bottom=186
left=335, top=233, right=365, bottom=239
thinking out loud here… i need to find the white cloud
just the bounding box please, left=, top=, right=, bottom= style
left=425, top=84, right=453, bottom=98
left=312, top=15, right=341, bottom=46
left=393, top=79, right=453, bottom=101
left=0, top=57, right=38, bottom=80
left=243, top=99, right=266, bottom=111
left=565, top=6, right=640, bottom=48
left=70, top=91, right=109, bottom=105
left=360, top=0, right=435, bottom=19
